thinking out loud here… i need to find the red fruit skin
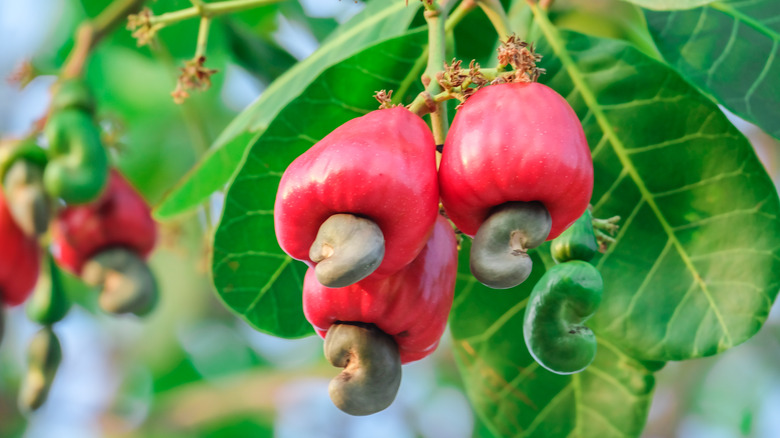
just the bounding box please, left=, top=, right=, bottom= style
left=274, top=107, right=439, bottom=279
left=52, top=170, right=157, bottom=274
left=0, top=190, right=40, bottom=306
left=439, top=82, right=593, bottom=240
left=303, top=215, right=457, bottom=364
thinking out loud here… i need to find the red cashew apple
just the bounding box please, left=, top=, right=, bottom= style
left=303, top=215, right=458, bottom=415
left=0, top=189, right=40, bottom=306
left=274, top=107, right=439, bottom=288
left=52, top=170, right=158, bottom=315
left=53, top=170, right=156, bottom=274
left=439, top=82, right=593, bottom=288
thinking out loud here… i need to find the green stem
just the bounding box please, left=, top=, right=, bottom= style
left=423, top=2, right=449, bottom=145
left=151, top=0, right=284, bottom=27
left=477, top=0, right=512, bottom=42
left=395, top=0, right=477, bottom=103
left=195, top=16, right=211, bottom=58
left=408, top=67, right=501, bottom=114
left=61, top=0, right=146, bottom=78
left=445, top=0, right=477, bottom=33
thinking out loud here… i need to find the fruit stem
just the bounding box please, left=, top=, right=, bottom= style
left=150, top=0, right=284, bottom=27
left=195, top=16, right=212, bottom=59
left=423, top=1, right=451, bottom=146
left=476, top=0, right=512, bottom=42
left=61, top=0, right=146, bottom=79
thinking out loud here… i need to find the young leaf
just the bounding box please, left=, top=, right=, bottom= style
left=645, top=1, right=780, bottom=140
left=154, top=1, right=422, bottom=219
left=211, top=30, right=428, bottom=338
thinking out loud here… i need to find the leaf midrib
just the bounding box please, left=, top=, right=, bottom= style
left=532, top=7, right=734, bottom=348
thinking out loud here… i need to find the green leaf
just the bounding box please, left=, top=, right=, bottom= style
left=618, top=0, right=716, bottom=10
left=211, top=30, right=428, bottom=338
left=532, top=22, right=780, bottom=360
left=154, top=0, right=422, bottom=219
left=222, top=19, right=298, bottom=85
left=645, top=1, right=780, bottom=140
left=450, top=240, right=660, bottom=438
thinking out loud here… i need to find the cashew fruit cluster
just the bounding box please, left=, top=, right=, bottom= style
left=275, top=107, right=452, bottom=415
left=53, top=170, right=158, bottom=316
left=274, top=61, right=597, bottom=413
left=44, top=79, right=109, bottom=205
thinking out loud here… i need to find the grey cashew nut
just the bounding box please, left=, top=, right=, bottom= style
left=81, top=248, right=158, bottom=316
left=3, top=160, right=51, bottom=237
left=324, top=323, right=401, bottom=416
left=470, top=201, right=552, bottom=289
left=310, top=214, right=385, bottom=288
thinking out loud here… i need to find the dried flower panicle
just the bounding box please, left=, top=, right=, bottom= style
left=172, top=56, right=218, bottom=104
left=127, top=8, right=161, bottom=47
left=436, top=59, right=489, bottom=106
left=7, top=60, right=36, bottom=88
left=497, top=35, right=545, bottom=83
left=374, top=89, right=399, bottom=109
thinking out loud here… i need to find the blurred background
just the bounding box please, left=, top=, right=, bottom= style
left=1, top=0, right=779, bottom=437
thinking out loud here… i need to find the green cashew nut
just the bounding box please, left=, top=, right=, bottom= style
left=310, top=214, right=385, bottom=287
left=44, top=109, right=109, bottom=204
left=551, top=209, right=598, bottom=264
left=0, top=309, right=4, bottom=348
left=27, top=254, right=72, bottom=325
left=19, top=326, right=62, bottom=412
left=523, top=261, right=603, bottom=374
left=81, top=248, right=158, bottom=317
left=470, top=201, right=552, bottom=289
left=324, top=323, right=401, bottom=416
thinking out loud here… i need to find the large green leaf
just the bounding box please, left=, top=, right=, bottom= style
left=450, top=241, right=661, bottom=438
left=532, top=20, right=780, bottom=361
left=450, top=18, right=780, bottom=437
left=645, top=0, right=780, bottom=140
left=211, top=30, right=428, bottom=338
left=619, top=0, right=716, bottom=10
left=154, top=0, right=422, bottom=219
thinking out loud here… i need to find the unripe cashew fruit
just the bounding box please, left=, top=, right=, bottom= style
left=0, top=189, right=40, bottom=307
left=439, top=82, right=593, bottom=288
left=44, top=109, right=109, bottom=205
left=304, top=215, right=458, bottom=415
left=551, top=209, right=598, bottom=263
left=324, top=323, right=401, bottom=416
left=26, top=254, right=71, bottom=325
left=19, top=326, right=62, bottom=412
left=275, top=107, right=439, bottom=286
left=523, top=261, right=603, bottom=374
